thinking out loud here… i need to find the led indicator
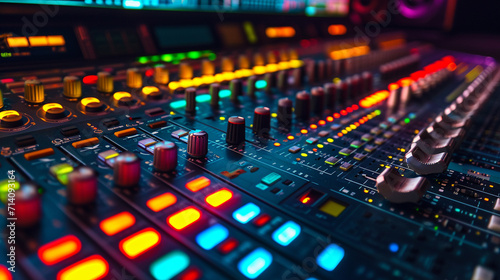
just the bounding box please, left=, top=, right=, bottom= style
left=205, top=189, right=233, bottom=208
left=195, top=224, right=229, bottom=250
left=119, top=228, right=161, bottom=259
left=150, top=250, right=190, bottom=280
left=147, top=192, right=177, bottom=212
left=186, top=177, right=211, bottom=192
left=38, top=235, right=81, bottom=265
left=100, top=212, right=136, bottom=236
left=316, top=244, right=344, bottom=271
left=57, top=255, right=109, bottom=280
left=237, top=248, right=273, bottom=279
left=167, top=207, right=201, bottom=230
left=233, top=203, right=261, bottom=224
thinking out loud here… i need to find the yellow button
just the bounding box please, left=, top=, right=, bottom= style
left=57, top=255, right=109, bottom=280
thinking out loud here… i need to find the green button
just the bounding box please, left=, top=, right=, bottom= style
left=49, top=163, right=74, bottom=185
left=0, top=180, right=20, bottom=204
left=261, top=172, right=281, bottom=185
left=150, top=250, right=190, bottom=280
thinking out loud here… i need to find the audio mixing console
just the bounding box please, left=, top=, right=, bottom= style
left=1, top=1, right=500, bottom=280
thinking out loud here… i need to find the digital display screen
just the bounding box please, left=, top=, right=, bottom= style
left=89, top=28, right=144, bottom=57
left=0, top=0, right=350, bottom=16
left=154, top=25, right=214, bottom=50
left=0, top=27, right=82, bottom=62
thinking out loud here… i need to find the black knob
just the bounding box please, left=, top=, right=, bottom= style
left=351, top=74, right=361, bottom=99
left=187, top=130, right=208, bottom=158
left=230, top=79, right=242, bottom=103
left=154, top=141, right=178, bottom=172
left=305, top=59, right=316, bottom=84
left=185, top=87, right=196, bottom=113
left=277, top=70, right=288, bottom=91
left=67, top=166, right=97, bottom=205
left=342, top=77, right=352, bottom=104
left=226, top=116, right=246, bottom=145
left=113, top=152, right=141, bottom=187
left=295, top=91, right=310, bottom=121
left=209, top=83, right=220, bottom=108
left=292, top=66, right=304, bottom=87
left=252, top=107, right=271, bottom=136
left=264, top=72, right=275, bottom=94
left=324, top=83, right=336, bottom=110
left=14, top=182, right=41, bottom=227
left=247, top=76, right=257, bottom=99
left=311, top=87, right=325, bottom=116
left=362, top=71, right=373, bottom=94
left=277, top=98, right=293, bottom=129
left=317, top=60, right=326, bottom=81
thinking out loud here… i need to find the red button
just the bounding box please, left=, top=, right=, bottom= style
left=218, top=238, right=238, bottom=254
left=253, top=214, right=271, bottom=227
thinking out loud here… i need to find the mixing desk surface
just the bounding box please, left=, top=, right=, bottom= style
left=1, top=1, right=500, bottom=280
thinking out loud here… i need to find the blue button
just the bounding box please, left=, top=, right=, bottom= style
left=150, top=250, right=190, bottom=280
left=238, top=248, right=272, bottom=279
left=317, top=244, right=344, bottom=271
left=233, top=203, right=261, bottom=224
left=272, top=221, right=301, bottom=246
left=196, top=224, right=229, bottom=250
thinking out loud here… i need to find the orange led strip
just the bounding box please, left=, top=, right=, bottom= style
left=205, top=188, right=233, bottom=208
left=57, top=255, right=109, bottom=280
left=265, top=27, right=296, bottom=38
left=167, top=206, right=201, bottom=230
left=38, top=235, right=81, bottom=265
left=147, top=192, right=177, bottom=212
left=119, top=228, right=161, bottom=259
left=6, top=37, right=29, bottom=48
left=185, top=177, right=211, bottom=192
left=99, top=212, right=136, bottom=236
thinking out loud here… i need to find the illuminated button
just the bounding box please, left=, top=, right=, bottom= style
left=150, top=250, right=190, bottom=280
left=42, top=103, right=68, bottom=119
left=0, top=265, right=12, bottom=280
left=179, top=63, right=193, bottom=80
left=57, top=255, right=109, bottom=280
left=142, top=86, right=162, bottom=100
left=196, top=224, right=229, bottom=250
left=113, top=91, right=136, bottom=106
left=205, top=189, right=233, bottom=207
left=71, top=137, right=99, bottom=149
left=253, top=214, right=271, bottom=227
left=114, top=127, right=137, bottom=138
left=147, top=192, right=177, bottom=212
left=185, top=176, right=210, bottom=192
left=325, top=157, right=340, bottom=166
left=167, top=206, right=201, bottom=230
left=83, top=75, right=97, bottom=85
left=24, top=148, right=54, bottom=161
left=261, top=173, right=281, bottom=185
left=100, top=212, right=136, bottom=236
left=38, top=235, right=81, bottom=265
left=138, top=138, right=157, bottom=153
left=120, top=228, right=161, bottom=259
left=0, top=180, right=19, bottom=204
left=237, top=248, right=273, bottom=279
left=272, top=221, right=301, bottom=246
left=81, top=97, right=105, bottom=113
left=49, top=163, right=74, bottom=185
left=0, top=110, right=23, bottom=128
left=218, top=238, right=239, bottom=254
left=202, top=59, right=215, bottom=76
left=233, top=203, right=261, bottom=224
left=316, top=244, right=345, bottom=271
left=97, top=150, right=119, bottom=166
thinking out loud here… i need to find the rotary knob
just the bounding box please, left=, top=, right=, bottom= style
left=311, top=87, right=325, bottom=116
left=247, top=76, right=257, bottom=99
left=0, top=110, right=23, bottom=128
left=127, top=68, right=143, bottom=89
left=42, top=103, right=68, bottom=119
left=113, top=91, right=136, bottom=107
left=277, top=70, right=288, bottom=91
left=230, top=79, right=242, bottom=102
left=187, top=130, right=209, bottom=158
left=154, top=65, right=169, bottom=84
left=277, top=98, right=293, bottom=129
left=252, top=107, right=271, bottom=136
left=185, top=87, right=197, bottom=113
left=67, top=166, right=97, bottom=205
left=209, top=83, right=220, bottom=108
left=226, top=116, right=246, bottom=145
left=81, top=97, right=106, bottom=113
left=179, top=63, right=193, bottom=80
left=295, top=91, right=310, bottom=121
left=24, top=79, right=45, bottom=104
left=113, top=152, right=141, bottom=187
left=97, top=71, right=114, bottom=93
left=63, top=76, right=82, bottom=99
left=153, top=141, right=178, bottom=172
left=14, top=182, right=41, bottom=227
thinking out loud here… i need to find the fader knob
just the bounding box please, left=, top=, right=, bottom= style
left=226, top=116, right=246, bottom=145
left=24, top=80, right=44, bottom=104
left=185, top=87, right=197, bottom=113
left=295, top=91, right=310, bottom=121
left=97, top=72, right=114, bottom=93
left=252, top=107, right=271, bottom=136
left=153, top=141, right=178, bottom=172
left=209, top=83, right=220, bottom=108
left=63, top=76, right=82, bottom=99
left=247, top=76, right=257, bottom=98
left=187, top=130, right=209, bottom=158
left=277, top=97, right=293, bottom=129
left=324, top=83, right=336, bottom=110
left=126, top=68, right=143, bottom=88
left=311, top=87, right=325, bottom=116
left=238, top=55, right=250, bottom=69
left=13, top=182, right=41, bottom=227
left=113, top=152, right=141, bottom=187
left=230, top=79, right=242, bottom=102
left=154, top=65, right=169, bottom=84
left=277, top=70, right=288, bottom=91
left=67, top=166, right=97, bottom=205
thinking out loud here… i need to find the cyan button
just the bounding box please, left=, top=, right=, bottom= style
left=233, top=203, right=261, bottom=224
left=272, top=221, right=301, bottom=246
left=196, top=224, right=229, bottom=250
left=317, top=244, right=345, bottom=271
left=237, top=247, right=272, bottom=279
left=150, top=250, right=190, bottom=280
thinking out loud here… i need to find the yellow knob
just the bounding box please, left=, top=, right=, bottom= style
left=154, top=65, right=169, bottom=84
left=97, top=72, right=114, bottom=93
left=279, top=50, right=289, bottom=62
left=253, top=53, right=265, bottom=66
left=221, top=57, right=234, bottom=72
left=201, top=60, right=215, bottom=76
left=24, top=80, right=45, bottom=104
left=126, top=68, right=143, bottom=88
left=179, top=63, right=193, bottom=80
left=0, top=88, right=3, bottom=109
left=63, top=76, right=82, bottom=99
left=267, top=51, right=277, bottom=64
left=289, top=49, right=299, bottom=60
left=238, top=55, right=250, bottom=69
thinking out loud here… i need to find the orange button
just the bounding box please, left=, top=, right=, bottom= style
left=205, top=189, right=233, bottom=208
left=185, top=177, right=210, bottom=192
left=38, top=235, right=81, bottom=265
left=100, top=212, right=135, bottom=236
left=24, top=148, right=55, bottom=161
left=57, top=255, right=109, bottom=280
left=119, top=228, right=161, bottom=259
left=71, top=137, right=99, bottom=149
left=147, top=193, right=177, bottom=212
left=167, top=206, right=201, bottom=230
left=114, top=128, right=137, bottom=138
